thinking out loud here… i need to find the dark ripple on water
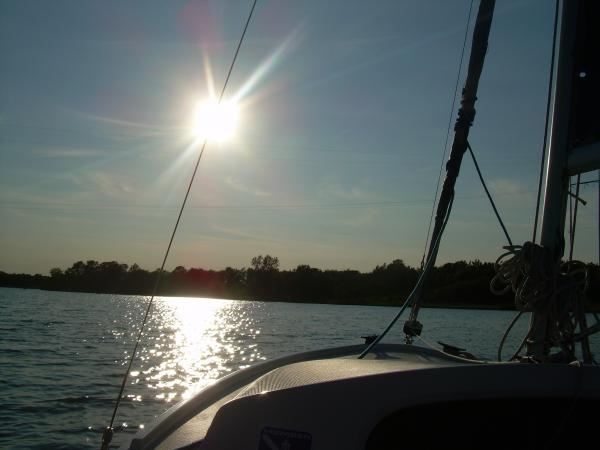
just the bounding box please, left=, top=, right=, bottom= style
left=1, top=287, right=598, bottom=449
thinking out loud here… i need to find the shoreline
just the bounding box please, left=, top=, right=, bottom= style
left=0, top=286, right=600, bottom=313
left=0, top=286, right=536, bottom=312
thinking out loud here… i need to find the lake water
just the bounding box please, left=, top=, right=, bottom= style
left=1, top=287, right=597, bottom=449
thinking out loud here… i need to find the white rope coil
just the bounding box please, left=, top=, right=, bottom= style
left=492, top=241, right=593, bottom=362
left=490, top=242, right=554, bottom=312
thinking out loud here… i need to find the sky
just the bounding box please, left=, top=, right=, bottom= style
left=0, top=0, right=598, bottom=275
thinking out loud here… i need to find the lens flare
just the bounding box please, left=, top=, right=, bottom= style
left=195, top=99, right=238, bottom=142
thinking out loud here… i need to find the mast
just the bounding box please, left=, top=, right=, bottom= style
left=404, top=0, right=496, bottom=340
left=527, top=0, right=600, bottom=359
left=526, top=0, right=577, bottom=358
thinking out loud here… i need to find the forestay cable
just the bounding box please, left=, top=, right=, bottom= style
left=421, top=0, right=474, bottom=268
left=406, top=0, right=497, bottom=340
left=467, top=140, right=513, bottom=246
left=100, top=1, right=259, bottom=448
left=358, top=194, right=454, bottom=359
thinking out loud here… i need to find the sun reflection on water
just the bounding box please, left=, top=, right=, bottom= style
left=131, top=297, right=265, bottom=405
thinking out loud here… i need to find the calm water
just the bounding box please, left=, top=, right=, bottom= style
left=1, top=287, right=597, bottom=449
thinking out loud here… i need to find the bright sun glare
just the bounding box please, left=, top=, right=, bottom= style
left=194, top=99, right=238, bottom=142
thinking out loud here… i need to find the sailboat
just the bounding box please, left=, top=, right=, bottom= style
left=102, top=0, right=599, bottom=448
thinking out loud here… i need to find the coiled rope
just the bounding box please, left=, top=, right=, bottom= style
left=491, top=241, right=591, bottom=362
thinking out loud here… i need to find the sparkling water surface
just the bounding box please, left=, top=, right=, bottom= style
left=1, top=287, right=597, bottom=449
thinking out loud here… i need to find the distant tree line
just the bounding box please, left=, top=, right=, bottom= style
left=1, top=256, right=598, bottom=310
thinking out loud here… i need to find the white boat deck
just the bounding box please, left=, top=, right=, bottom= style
left=128, top=344, right=600, bottom=450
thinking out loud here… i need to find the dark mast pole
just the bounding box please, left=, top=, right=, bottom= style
left=405, top=0, right=496, bottom=339
left=526, top=0, right=578, bottom=358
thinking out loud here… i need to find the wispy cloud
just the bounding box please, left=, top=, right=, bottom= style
left=299, top=24, right=465, bottom=93
left=71, top=110, right=188, bottom=141
left=36, top=147, right=105, bottom=158
left=83, top=113, right=177, bottom=131
left=210, top=225, right=282, bottom=244
left=333, top=33, right=406, bottom=53
left=1, top=204, right=94, bottom=224
left=67, top=171, right=136, bottom=199
left=489, top=178, right=528, bottom=196
left=225, top=176, right=271, bottom=197
left=0, top=188, right=98, bottom=222
left=0, top=187, right=88, bottom=206
left=344, top=208, right=379, bottom=227
left=318, top=177, right=371, bottom=201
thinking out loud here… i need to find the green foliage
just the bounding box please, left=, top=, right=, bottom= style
left=250, top=255, right=279, bottom=272
left=0, top=256, right=598, bottom=310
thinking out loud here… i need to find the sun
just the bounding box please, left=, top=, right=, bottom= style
left=194, top=99, right=238, bottom=142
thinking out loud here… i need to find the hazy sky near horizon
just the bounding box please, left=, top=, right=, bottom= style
left=1, top=0, right=598, bottom=275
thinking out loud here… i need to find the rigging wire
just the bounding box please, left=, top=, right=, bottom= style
left=508, top=327, right=531, bottom=361
left=414, top=334, right=438, bottom=352
left=571, top=178, right=600, bottom=186
left=420, top=0, right=474, bottom=268
left=100, top=1, right=259, bottom=448
left=569, top=175, right=582, bottom=262
left=0, top=190, right=536, bottom=212
left=358, top=193, right=454, bottom=359
left=495, top=0, right=559, bottom=361
left=467, top=141, right=513, bottom=247
left=568, top=175, right=574, bottom=262
left=407, top=0, right=496, bottom=346
left=532, top=0, right=560, bottom=244
left=497, top=311, right=522, bottom=361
